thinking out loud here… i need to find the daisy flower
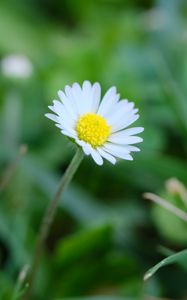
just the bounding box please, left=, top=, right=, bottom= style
left=45, top=81, right=144, bottom=165
left=1, top=54, right=33, bottom=79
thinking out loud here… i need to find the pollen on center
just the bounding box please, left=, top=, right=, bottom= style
left=76, top=113, right=111, bottom=147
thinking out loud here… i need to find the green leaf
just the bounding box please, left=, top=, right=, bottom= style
left=144, top=249, right=187, bottom=281
left=54, top=225, right=112, bottom=268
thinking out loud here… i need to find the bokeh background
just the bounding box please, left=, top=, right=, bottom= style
left=1, top=0, right=187, bottom=299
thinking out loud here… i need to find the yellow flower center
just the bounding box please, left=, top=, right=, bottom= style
left=76, top=113, right=111, bottom=147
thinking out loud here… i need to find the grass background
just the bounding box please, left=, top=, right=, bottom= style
left=0, top=0, right=187, bottom=299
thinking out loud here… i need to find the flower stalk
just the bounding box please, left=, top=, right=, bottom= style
left=0, top=145, right=27, bottom=193
left=143, top=192, right=187, bottom=223
left=24, top=147, right=84, bottom=299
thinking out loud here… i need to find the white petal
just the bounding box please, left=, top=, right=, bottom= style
left=124, top=136, right=143, bottom=144
left=111, top=114, right=140, bottom=133
left=82, top=145, right=91, bottom=155
left=50, top=101, right=75, bottom=128
left=103, top=143, right=133, bottom=160
left=117, top=153, right=133, bottom=160
left=82, top=80, right=91, bottom=93
left=126, top=146, right=140, bottom=152
left=55, top=123, right=62, bottom=129
left=51, top=100, right=64, bottom=115
left=75, top=139, right=84, bottom=147
left=108, top=127, right=144, bottom=143
left=72, top=82, right=82, bottom=101
left=48, top=105, right=56, bottom=113
left=108, top=129, right=144, bottom=145
left=104, top=143, right=133, bottom=161
left=101, top=93, right=120, bottom=118
left=65, top=83, right=83, bottom=116
left=106, top=100, right=135, bottom=126
left=61, top=112, right=76, bottom=129
left=71, top=81, right=101, bottom=114
left=83, top=143, right=92, bottom=155
left=91, top=82, right=101, bottom=113
left=81, top=80, right=94, bottom=112
left=51, top=112, right=75, bottom=132
left=74, top=139, right=90, bottom=156
left=48, top=101, right=62, bottom=116
left=106, top=100, right=134, bottom=120
left=55, top=120, right=75, bottom=132
left=60, top=124, right=76, bottom=135
left=71, top=82, right=86, bottom=115
left=90, top=148, right=103, bottom=165
left=116, top=127, right=144, bottom=136
left=48, top=112, right=75, bottom=134
left=72, top=82, right=82, bottom=91
left=97, top=147, right=116, bottom=164
left=61, top=130, right=76, bottom=139
left=58, top=90, right=77, bottom=119
left=45, top=113, right=58, bottom=122
left=97, top=87, right=118, bottom=116
left=103, top=142, right=130, bottom=155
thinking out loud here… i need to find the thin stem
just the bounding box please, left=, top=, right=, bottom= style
left=12, top=265, right=29, bottom=300
left=143, top=192, right=187, bottom=223
left=23, top=148, right=84, bottom=300
left=0, top=145, right=27, bottom=193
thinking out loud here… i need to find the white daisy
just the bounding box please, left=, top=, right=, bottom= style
left=1, top=54, right=33, bottom=79
left=45, top=81, right=144, bottom=166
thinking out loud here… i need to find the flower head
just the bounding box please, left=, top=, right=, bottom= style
left=46, top=81, right=144, bottom=165
left=1, top=54, right=33, bottom=79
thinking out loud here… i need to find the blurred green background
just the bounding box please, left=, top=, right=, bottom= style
left=1, top=0, right=187, bottom=299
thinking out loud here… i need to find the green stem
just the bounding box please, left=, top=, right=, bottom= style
left=23, top=148, right=84, bottom=300
left=144, top=192, right=187, bottom=222
left=12, top=265, right=29, bottom=300
left=0, top=145, right=27, bottom=193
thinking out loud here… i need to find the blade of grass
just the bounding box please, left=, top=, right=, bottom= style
left=143, top=192, right=187, bottom=222
left=144, top=249, right=187, bottom=280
